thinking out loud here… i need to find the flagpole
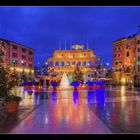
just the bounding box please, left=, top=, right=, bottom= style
left=87, top=39, right=88, bottom=49
left=59, top=40, right=61, bottom=50
left=65, top=40, right=66, bottom=50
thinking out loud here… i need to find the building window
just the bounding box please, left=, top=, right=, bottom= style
left=78, top=61, right=81, bottom=66
left=22, top=48, right=26, bottom=52
left=55, top=61, right=59, bottom=66
left=66, top=61, right=70, bottom=66
left=115, top=69, right=118, bottom=72
left=114, top=54, right=117, bottom=58
left=29, top=51, right=33, bottom=55
left=49, top=61, right=53, bottom=67
left=73, top=54, right=75, bottom=57
left=84, top=53, right=86, bottom=56
left=126, top=51, right=129, bottom=57
left=119, top=61, right=122, bottom=64
left=61, top=61, right=64, bottom=66
left=13, top=53, right=17, bottom=57
left=137, top=40, right=140, bottom=44
left=119, top=69, right=122, bottom=71
left=29, top=64, right=32, bottom=67
left=12, top=45, right=17, bottom=50
left=138, top=47, right=140, bottom=52
left=72, top=62, right=75, bottom=65
left=115, top=62, right=118, bottom=65
left=0, top=51, right=4, bottom=56
left=11, top=59, right=17, bottom=64
left=83, top=61, right=86, bottom=66
left=138, top=56, right=140, bottom=61
left=62, top=54, right=64, bottom=57
left=22, top=55, right=26, bottom=60
left=126, top=43, right=129, bottom=49
left=138, top=65, right=140, bottom=72
left=28, top=57, right=33, bottom=61
left=22, top=62, right=26, bottom=67
left=89, top=60, right=92, bottom=66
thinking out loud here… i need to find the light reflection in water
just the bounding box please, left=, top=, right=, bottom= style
left=87, top=90, right=95, bottom=104
left=121, top=86, right=127, bottom=107
left=15, top=88, right=41, bottom=106
left=47, top=89, right=92, bottom=128
left=12, top=87, right=140, bottom=132
left=95, top=89, right=105, bottom=106
left=73, top=91, right=79, bottom=105
left=51, top=91, right=57, bottom=101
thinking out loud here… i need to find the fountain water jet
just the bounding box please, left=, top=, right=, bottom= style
left=60, top=72, right=71, bottom=89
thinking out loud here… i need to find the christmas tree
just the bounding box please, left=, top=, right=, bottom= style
left=0, top=58, right=18, bottom=98
left=72, top=64, right=83, bottom=82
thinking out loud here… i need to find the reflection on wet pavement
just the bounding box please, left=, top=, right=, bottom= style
left=8, top=86, right=140, bottom=133
left=90, top=101, right=140, bottom=133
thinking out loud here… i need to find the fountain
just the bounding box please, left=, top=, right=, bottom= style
left=60, top=72, right=71, bottom=89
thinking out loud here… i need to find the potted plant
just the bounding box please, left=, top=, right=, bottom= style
left=51, top=80, right=58, bottom=91
left=0, top=59, right=22, bottom=113
left=86, top=80, right=95, bottom=90
left=71, top=81, right=80, bottom=91
left=5, top=95, right=22, bottom=113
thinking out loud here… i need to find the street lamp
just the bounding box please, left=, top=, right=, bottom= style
left=106, top=62, right=109, bottom=66
left=21, top=60, right=24, bottom=64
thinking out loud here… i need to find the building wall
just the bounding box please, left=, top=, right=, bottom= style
left=113, top=36, right=137, bottom=85
left=47, top=48, right=100, bottom=74
left=134, top=34, right=140, bottom=86
left=113, top=38, right=127, bottom=84
left=0, top=38, right=34, bottom=80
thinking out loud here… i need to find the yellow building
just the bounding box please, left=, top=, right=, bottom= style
left=47, top=45, right=100, bottom=75
left=112, top=36, right=136, bottom=85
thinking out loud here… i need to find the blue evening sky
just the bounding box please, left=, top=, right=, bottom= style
left=0, top=6, right=140, bottom=66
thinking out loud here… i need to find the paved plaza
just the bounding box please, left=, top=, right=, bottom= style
left=2, top=86, right=140, bottom=134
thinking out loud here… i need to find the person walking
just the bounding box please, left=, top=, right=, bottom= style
left=40, top=78, right=44, bottom=88
left=46, top=78, right=50, bottom=89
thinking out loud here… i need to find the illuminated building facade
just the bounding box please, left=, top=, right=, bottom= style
left=47, top=45, right=100, bottom=76
left=113, top=35, right=136, bottom=85
left=134, top=34, right=140, bottom=86
left=0, top=38, right=34, bottom=80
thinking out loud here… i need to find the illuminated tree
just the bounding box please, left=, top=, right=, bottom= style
left=0, top=58, right=18, bottom=98
left=72, top=64, right=83, bottom=81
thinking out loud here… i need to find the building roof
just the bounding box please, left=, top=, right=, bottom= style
left=0, top=37, right=34, bottom=50
left=113, top=37, right=126, bottom=43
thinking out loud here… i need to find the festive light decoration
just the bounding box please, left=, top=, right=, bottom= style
left=0, top=59, right=19, bottom=98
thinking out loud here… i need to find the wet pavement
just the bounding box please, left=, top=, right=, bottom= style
left=3, top=86, right=140, bottom=133
left=0, top=87, right=40, bottom=133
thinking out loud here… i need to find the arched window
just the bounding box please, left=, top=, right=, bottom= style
left=137, top=40, right=140, bottom=44
left=89, top=60, right=92, bottom=66
left=55, top=61, right=59, bottom=66
left=78, top=61, right=81, bottom=66
left=72, top=61, right=75, bottom=65
left=83, top=61, right=86, bottom=66
left=61, top=61, right=64, bottom=66
left=126, top=51, right=129, bottom=57
left=66, top=61, right=70, bottom=66
left=49, top=61, right=53, bottom=66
